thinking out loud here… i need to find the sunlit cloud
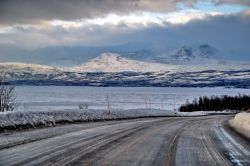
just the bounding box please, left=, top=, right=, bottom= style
left=0, top=0, right=249, bottom=53
left=48, top=10, right=223, bottom=30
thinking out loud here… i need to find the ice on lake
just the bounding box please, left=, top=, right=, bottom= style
left=14, top=86, right=250, bottom=112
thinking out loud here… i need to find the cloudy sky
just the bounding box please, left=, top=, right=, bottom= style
left=0, top=0, right=250, bottom=60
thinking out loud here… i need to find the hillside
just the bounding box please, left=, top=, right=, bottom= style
left=0, top=53, right=249, bottom=88
left=72, top=53, right=177, bottom=73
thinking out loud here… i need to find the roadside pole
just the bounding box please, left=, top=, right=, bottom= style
left=161, top=98, right=164, bottom=111
left=174, top=100, right=176, bottom=113
left=107, top=94, right=111, bottom=114
left=149, top=98, right=151, bottom=109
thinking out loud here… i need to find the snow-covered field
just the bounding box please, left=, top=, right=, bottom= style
left=230, top=112, right=250, bottom=139
left=14, top=86, right=250, bottom=112
left=0, top=86, right=247, bottom=131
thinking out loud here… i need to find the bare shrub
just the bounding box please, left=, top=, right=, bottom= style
left=78, top=103, right=89, bottom=110
left=0, top=79, right=17, bottom=112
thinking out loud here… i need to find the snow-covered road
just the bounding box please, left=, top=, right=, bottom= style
left=0, top=115, right=249, bottom=166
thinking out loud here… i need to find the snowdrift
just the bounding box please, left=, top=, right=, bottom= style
left=230, top=112, right=250, bottom=138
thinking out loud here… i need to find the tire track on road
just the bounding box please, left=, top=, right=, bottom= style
left=0, top=118, right=173, bottom=166
left=73, top=119, right=194, bottom=166
left=175, top=116, right=233, bottom=166
left=1, top=115, right=246, bottom=166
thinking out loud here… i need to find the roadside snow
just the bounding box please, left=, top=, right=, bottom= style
left=177, top=110, right=233, bottom=116
left=0, top=109, right=172, bottom=130
left=229, top=112, right=250, bottom=139
left=0, top=109, right=234, bottom=131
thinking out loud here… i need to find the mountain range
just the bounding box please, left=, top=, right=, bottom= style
left=0, top=51, right=250, bottom=88
left=0, top=44, right=250, bottom=88
left=0, top=44, right=222, bottom=66
left=153, top=45, right=220, bottom=64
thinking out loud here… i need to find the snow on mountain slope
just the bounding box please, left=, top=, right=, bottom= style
left=1, top=53, right=249, bottom=76
left=0, top=62, right=62, bottom=74
left=72, top=53, right=178, bottom=72
left=154, top=45, right=220, bottom=65
left=0, top=49, right=250, bottom=76
left=0, top=55, right=250, bottom=88
left=72, top=52, right=250, bottom=73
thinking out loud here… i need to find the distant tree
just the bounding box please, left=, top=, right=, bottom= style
left=179, top=95, right=250, bottom=112
left=0, top=78, right=17, bottom=112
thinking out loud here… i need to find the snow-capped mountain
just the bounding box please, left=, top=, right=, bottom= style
left=1, top=43, right=246, bottom=67
left=0, top=54, right=250, bottom=88
left=72, top=53, right=178, bottom=73
left=0, top=43, right=154, bottom=67
left=153, top=45, right=221, bottom=65
left=1, top=53, right=249, bottom=75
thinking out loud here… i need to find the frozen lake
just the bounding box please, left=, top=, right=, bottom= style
left=14, top=86, right=250, bottom=112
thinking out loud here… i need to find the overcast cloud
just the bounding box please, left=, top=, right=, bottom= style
left=0, top=0, right=249, bottom=25
left=218, top=0, right=250, bottom=6
left=0, top=0, right=183, bottom=25
left=0, top=12, right=249, bottom=59
left=0, top=0, right=249, bottom=60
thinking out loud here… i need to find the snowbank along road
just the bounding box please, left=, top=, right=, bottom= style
left=0, top=115, right=249, bottom=166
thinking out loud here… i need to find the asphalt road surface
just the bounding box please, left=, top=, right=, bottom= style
left=0, top=115, right=249, bottom=166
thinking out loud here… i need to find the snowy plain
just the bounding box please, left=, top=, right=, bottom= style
left=0, top=86, right=248, bottom=130
left=13, top=86, right=250, bottom=112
